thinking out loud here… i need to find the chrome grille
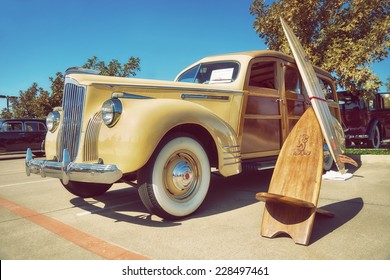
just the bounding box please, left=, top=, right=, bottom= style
left=84, top=111, right=103, bottom=162
left=59, top=83, right=85, bottom=161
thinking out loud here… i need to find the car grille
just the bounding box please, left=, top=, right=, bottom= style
left=84, top=111, right=102, bottom=162
left=58, top=83, right=86, bottom=161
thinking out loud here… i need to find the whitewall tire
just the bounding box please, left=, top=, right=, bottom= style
left=138, top=135, right=210, bottom=220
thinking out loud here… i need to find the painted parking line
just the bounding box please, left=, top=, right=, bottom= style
left=0, top=178, right=58, bottom=188
left=0, top=197, right=150, bottom=260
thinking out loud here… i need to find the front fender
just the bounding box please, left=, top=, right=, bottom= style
left=98, top=98, right=241, bottom=176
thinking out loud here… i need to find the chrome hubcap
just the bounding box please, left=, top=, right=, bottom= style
left=172, top=161, right=193, bottom=190
left=164, top=151, right=200, bottom=201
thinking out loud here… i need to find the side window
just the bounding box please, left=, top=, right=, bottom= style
left=25, top=121, right=46, bottom=132
left=177, top=62, right=239, bottom=84
left=380, top=94, right=390, bottom=109
left=346, top=98, right=362, bottom=110
left=285, top=67, right=301, bottom=94
left=339, top=93, right=366, bottom=110
left=39, top=123, right=47, bottom=131
left=1, top=121, right=23, bottom=132
left=249, top=61, right=276, bottom=89
left=319, top=79, right=335, bottom=100
left=369, top=99, right=375, bottom=110
left=25, top=122, right=39, bottom=132
left=177, top=65, right=200, bottom=83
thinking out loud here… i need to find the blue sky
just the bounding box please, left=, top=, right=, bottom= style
left=0, top=0, right=389, bottom=111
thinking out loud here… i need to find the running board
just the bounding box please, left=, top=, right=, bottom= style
left=242, top=160, right=276, bottom=172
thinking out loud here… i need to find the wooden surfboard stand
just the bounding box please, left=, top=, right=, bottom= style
left=256, top=107, right=334, bottom=245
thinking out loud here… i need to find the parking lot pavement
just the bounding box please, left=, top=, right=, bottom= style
left=0, top=154, right=390, bottom=260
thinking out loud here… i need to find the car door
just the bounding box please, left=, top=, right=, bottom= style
left=0, top=120, right=24, bottom=153
left=241, top=57, right=285, bottom=159
left=282, top=63, right=308, bottom=135
left=24, top=121, right=46, bottom=151
left=377, top=93, right=390, bottom=139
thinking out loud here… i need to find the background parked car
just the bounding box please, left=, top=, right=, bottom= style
left=0, top=119, right=47, bottom=156
left=338, top=91, right=390, bottom=148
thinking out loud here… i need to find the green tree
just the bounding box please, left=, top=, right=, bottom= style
left=1, top=56, right=141, bottom=118
left=49, top=72, right=65, bottom=109
left=0, top=107, right=12, bottom=119
left=8, top=83, right=51, bottom=118
left=48, top=56, right=141, bottom=107
left=82, top=56, right=141, bottom=77
left=250, top=0, right=390, bottom=93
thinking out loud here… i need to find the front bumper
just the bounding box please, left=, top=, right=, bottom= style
left=25, top=148, right=123, bottom=185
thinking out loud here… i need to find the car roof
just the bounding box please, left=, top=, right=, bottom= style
left=185, top=50, right=333, bottom=79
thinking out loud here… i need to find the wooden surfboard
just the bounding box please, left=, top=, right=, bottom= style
left=256, top=107, right=324, bottom=245
left=280, top=17, right=347, bottom=174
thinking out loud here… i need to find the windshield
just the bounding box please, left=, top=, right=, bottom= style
left=177, top=61, right=239, bottom=84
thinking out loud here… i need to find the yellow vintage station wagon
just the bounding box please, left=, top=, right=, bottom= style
left=26, top=50, right=341, bottom=220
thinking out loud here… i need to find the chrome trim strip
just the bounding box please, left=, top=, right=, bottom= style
left=84, top=112, right=103, bottom=162
left=181, top=94, right=230, bottom=101
left=223, top=161, right=242, bottom=166
left=255, top=163, right=275, bottom=171
left=111, top=92, right=152, bottom=99
left=222, top=145, right=241, bottom=150
left=221, top=145, right=241, bottom=167
left=93, top=82, right=244, bottom=95
left=26, top=148, right=122, bottom=185
left=223, top=156, right=241, bottom=161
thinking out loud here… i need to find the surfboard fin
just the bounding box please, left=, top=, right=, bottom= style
left=339, top=155, right=358, bottom=167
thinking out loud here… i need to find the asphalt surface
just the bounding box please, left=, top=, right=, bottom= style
left=1, top=154, right=389, bottom=260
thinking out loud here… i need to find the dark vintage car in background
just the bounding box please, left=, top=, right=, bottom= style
left=0, top=119, right=47, bottom=156
left=338, top=91, right=390, bottom=148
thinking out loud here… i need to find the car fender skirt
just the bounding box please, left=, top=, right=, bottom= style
left=25, top=148, right=122, bottom=185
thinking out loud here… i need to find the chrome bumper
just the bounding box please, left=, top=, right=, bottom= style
left=345, top=134, right=368, bottom=140
left=25, top=148, right=123, bottom=185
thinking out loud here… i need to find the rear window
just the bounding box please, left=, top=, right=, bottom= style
left=379, top=93, right=390, bottom=109
left=25, top=122, right=47, bottom=132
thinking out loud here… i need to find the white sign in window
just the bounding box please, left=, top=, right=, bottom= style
left=210, top=68, right=234, bottom=83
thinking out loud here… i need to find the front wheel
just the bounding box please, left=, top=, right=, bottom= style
left=61, top=180, right=112, bottom=198
left=138, top=135, right=211, bottom=220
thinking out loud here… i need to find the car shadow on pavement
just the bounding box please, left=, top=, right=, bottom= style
left=68, top=167, right=363, bottom=242
left=191, top=170, right=272, bottom=220
left=68, top=169, right=273, bottom=226
left=311, top=197, right=364, bottom=244
left=69, top=187, right=182, bottom=228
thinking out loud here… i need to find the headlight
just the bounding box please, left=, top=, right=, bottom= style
left=102, top=99, right=122, bottom=127
left=46, top=111, right=60, bottom=132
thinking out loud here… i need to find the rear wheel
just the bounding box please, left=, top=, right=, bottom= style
left=138, top=135, right=210, bottom=220
left=368, top=125, right=381, bottom=148
left=61, top=180, right=112, bottom=198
